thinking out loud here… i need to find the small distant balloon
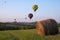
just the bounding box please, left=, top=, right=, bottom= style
left=14, top=19, right=16, bottom=21
left=28, top=13, right=33, bottom=19
left=32, top=4, right=38, bottom=12
left=25, top=17, right=27, bottom=19
left=4, top=1, right=7, bottom=3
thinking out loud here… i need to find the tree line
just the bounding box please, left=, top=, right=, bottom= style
left=0, top=22, right=36, bottom=30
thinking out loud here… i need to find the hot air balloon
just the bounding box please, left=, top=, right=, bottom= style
left=25, top=15, right=27, bottom=19
left=4, top=1, right=6, bottom=3
left=32, top=4, right=38, bottom=12
left=28, top=13, right=33, bottom=19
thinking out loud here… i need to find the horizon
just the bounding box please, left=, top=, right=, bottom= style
left=0, top=0, right=60, bottom=23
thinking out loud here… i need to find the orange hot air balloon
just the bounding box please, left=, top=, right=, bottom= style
left=28, top=13, right=33, bottom=19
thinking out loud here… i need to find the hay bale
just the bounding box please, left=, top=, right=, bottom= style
left=36, top=19, right=58, bottom=35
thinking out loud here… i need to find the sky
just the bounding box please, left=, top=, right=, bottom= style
left=0, top=0, right=60, bottom=23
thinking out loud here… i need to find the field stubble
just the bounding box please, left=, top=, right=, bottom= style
left=0, top=27, right=60, bottom=40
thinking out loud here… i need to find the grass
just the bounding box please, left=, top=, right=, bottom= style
left=0, top=27, right=60, bottom=40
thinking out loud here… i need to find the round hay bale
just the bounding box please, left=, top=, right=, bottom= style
left=36, top=19, right=58, bottom=35
left=36, top=22, right=45, bottom=36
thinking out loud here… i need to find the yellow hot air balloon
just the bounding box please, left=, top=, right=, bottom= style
left=32, top=4, right=38, bottom=12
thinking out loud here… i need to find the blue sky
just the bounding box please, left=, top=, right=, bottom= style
left=0, top=0, right=60, bottom=22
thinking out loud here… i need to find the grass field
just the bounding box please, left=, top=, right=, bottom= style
left=0, top=27, right=60, bottom=40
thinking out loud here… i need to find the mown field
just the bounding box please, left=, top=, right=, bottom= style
left=0, top=27, right=60, bottom=40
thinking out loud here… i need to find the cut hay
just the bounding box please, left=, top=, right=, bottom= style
left=36, top=19, right=58, bottom=35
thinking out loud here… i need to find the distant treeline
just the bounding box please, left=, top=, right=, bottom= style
left=58, top=23, right=60, bottom=27
left=0, top=22, right=36, bottom=30
left=0, top=22, right=59, bottom=30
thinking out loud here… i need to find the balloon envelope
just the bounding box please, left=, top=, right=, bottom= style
left=25, top=15, right=27, bottom=19
left=4, top=1, right=7, bottom=3
left=32, top=5, right=38, bottom=12
left=28, top=13, right=33, bottom=19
